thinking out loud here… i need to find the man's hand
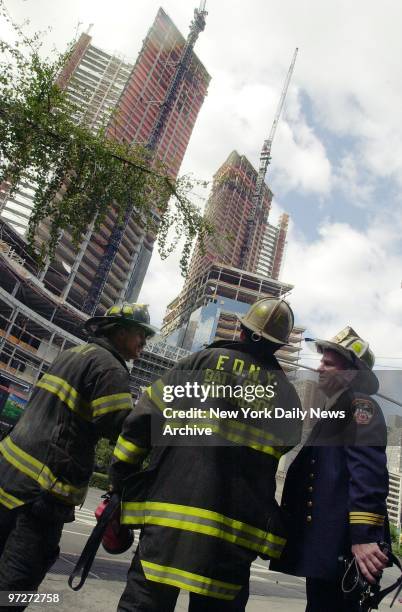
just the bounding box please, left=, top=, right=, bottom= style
left=352, top=542, right=388, bottom=584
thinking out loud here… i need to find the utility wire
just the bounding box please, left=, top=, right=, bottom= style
left=279, top=358, right=402, bottom=409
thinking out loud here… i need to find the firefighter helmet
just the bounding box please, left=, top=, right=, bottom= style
left=311, top=326, right=375, bottom=370
left=84, top=303, right=157, bottom=337
left=240, top=298, right=294, bottom=345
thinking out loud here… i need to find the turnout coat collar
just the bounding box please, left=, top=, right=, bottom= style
left=87, top=337, right=129, bottom=371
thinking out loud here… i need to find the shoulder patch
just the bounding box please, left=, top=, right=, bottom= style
left=351, top=398, right=375, bottom=425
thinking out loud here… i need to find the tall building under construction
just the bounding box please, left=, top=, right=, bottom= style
left=161, top=50, right=298, bottom=365
left=256, top=212, right=289, bottom=279
left=185, top=151, right=273, bottom=284
left=1, top=7, right=210, bottom=314
left=161, top=152, right=291, bottom=342
left=0, top=34, right=133, bottom=235
left=0, top=6, right=210, bottom=416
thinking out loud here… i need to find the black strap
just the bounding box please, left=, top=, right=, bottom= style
left=361, top=550, right=402, bottom=610
left=68, top=493, right=120, bottom=591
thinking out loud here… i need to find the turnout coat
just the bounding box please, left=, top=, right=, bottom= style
left=271, top=382, right=389, bottom=581
left=110, top=340, right=302, bottom=601
left=0, top=338, right=133, bottom=510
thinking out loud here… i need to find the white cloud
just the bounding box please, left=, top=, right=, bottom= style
left=9, top=0, right=402, bottom=189
left=138, top=246, right=186, bottom=329
left=7, top=0, right=402, bottom=367
left=334, top=154, right=374, bottom=207
left=272, top=119, right=332, bottom=195
left=283, top=217, right=402, bottom=362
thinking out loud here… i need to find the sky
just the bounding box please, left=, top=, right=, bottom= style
left=4, top=0, right=402, bottom=382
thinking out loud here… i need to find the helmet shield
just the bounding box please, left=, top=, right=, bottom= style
left=308, top=326, right=378, bottom=395
left=314, top=326, right=375, bottom=371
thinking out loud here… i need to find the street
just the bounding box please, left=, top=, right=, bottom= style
left=37, top=488, right=398, bottom=611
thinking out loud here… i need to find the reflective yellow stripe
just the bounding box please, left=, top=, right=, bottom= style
left=139, top=515, right=281, bottom=556
left=36, top=374, right=91, bottom=421
left=121, top=501, right=286, bottom=556
left=267, top=532, right=287, bottom=545
left=227, top=418, right=283, bottom=446
left=148, top=375, right=284, bottom=459
left=207, top=421, right=283, bottom=459
left=91, top=392, right=132, bottom=407
left=0, top=486, right=24, bottom=510
left=145, top=380, right=165, bottom=412
left=113, top=435, right=147, bottom=464
left=0, top=437, right=86, bottom=504
left=1, top=437, right=45, bottom=480
left=38, top=374, right=78, bottom=401
left=36, top=381, right=75, bottom=412
left=141, top=560, right=241, bottom=600
left=166, top=419, right=283, bottom=460
left=70, top=345, right=87, bottom=353
left=70, top=345, right=97, bottom=355
left=91, top=392, right=132, bottom=417
left=123, top=500, right=269, bottom=538
left=349, top=512, right=384, bottom=525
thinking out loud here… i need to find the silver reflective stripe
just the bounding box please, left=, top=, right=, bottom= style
left=0, top=437, right=55, bottom=489
left=0, top=486, right=24, bottom=509
left=141, top=560, right=241, bottom=600
left=0, top=437, right=87, bottom=504
left=206, top=419, right=284, bottom=459
left=121, top=501, right=286, bottom=556
left=35, top=374, right=91, bottom=420
left=91, top=393, right=132, bottom=415
left=124, top=507, right=271, bottom=550
left=114, top=442, right=134, bottom=463
left=145, top=380, right=165, bottom=412
left=166, top=418, right=283, bottom=460
left=113, top=435, right=147, bottom=464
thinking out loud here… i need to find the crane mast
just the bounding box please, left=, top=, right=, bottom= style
left=147, top=1, right=207, bottom=151
left=239, top=47, right=298, bottom=271
left=82, top=3, right=208, bottom=315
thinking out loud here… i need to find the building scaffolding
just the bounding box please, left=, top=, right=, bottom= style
left=162, top=262, right=293, bottom=338
left=0, top=220, right=190, bottom=411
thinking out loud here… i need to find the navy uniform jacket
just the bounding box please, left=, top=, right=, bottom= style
left=271, top=385, right=389, bottom=580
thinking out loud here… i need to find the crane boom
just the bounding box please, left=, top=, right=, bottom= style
left=239, top=47, right=298, bottom=270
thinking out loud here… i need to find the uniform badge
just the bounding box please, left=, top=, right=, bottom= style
left=351, top=398, right=374, bottom=425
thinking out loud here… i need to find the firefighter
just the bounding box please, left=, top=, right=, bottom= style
left=0, top=303, right=156, bottom=603
left=271, top=327, right=390, bottom=612
left=110, top=297, right=303, bottom=611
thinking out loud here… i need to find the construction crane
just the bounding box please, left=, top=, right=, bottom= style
left=239, top=47, right=298, bottom=271
left=147, top=1, right=207, bottom=151
left=82, top=2, right=208, bottom=315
